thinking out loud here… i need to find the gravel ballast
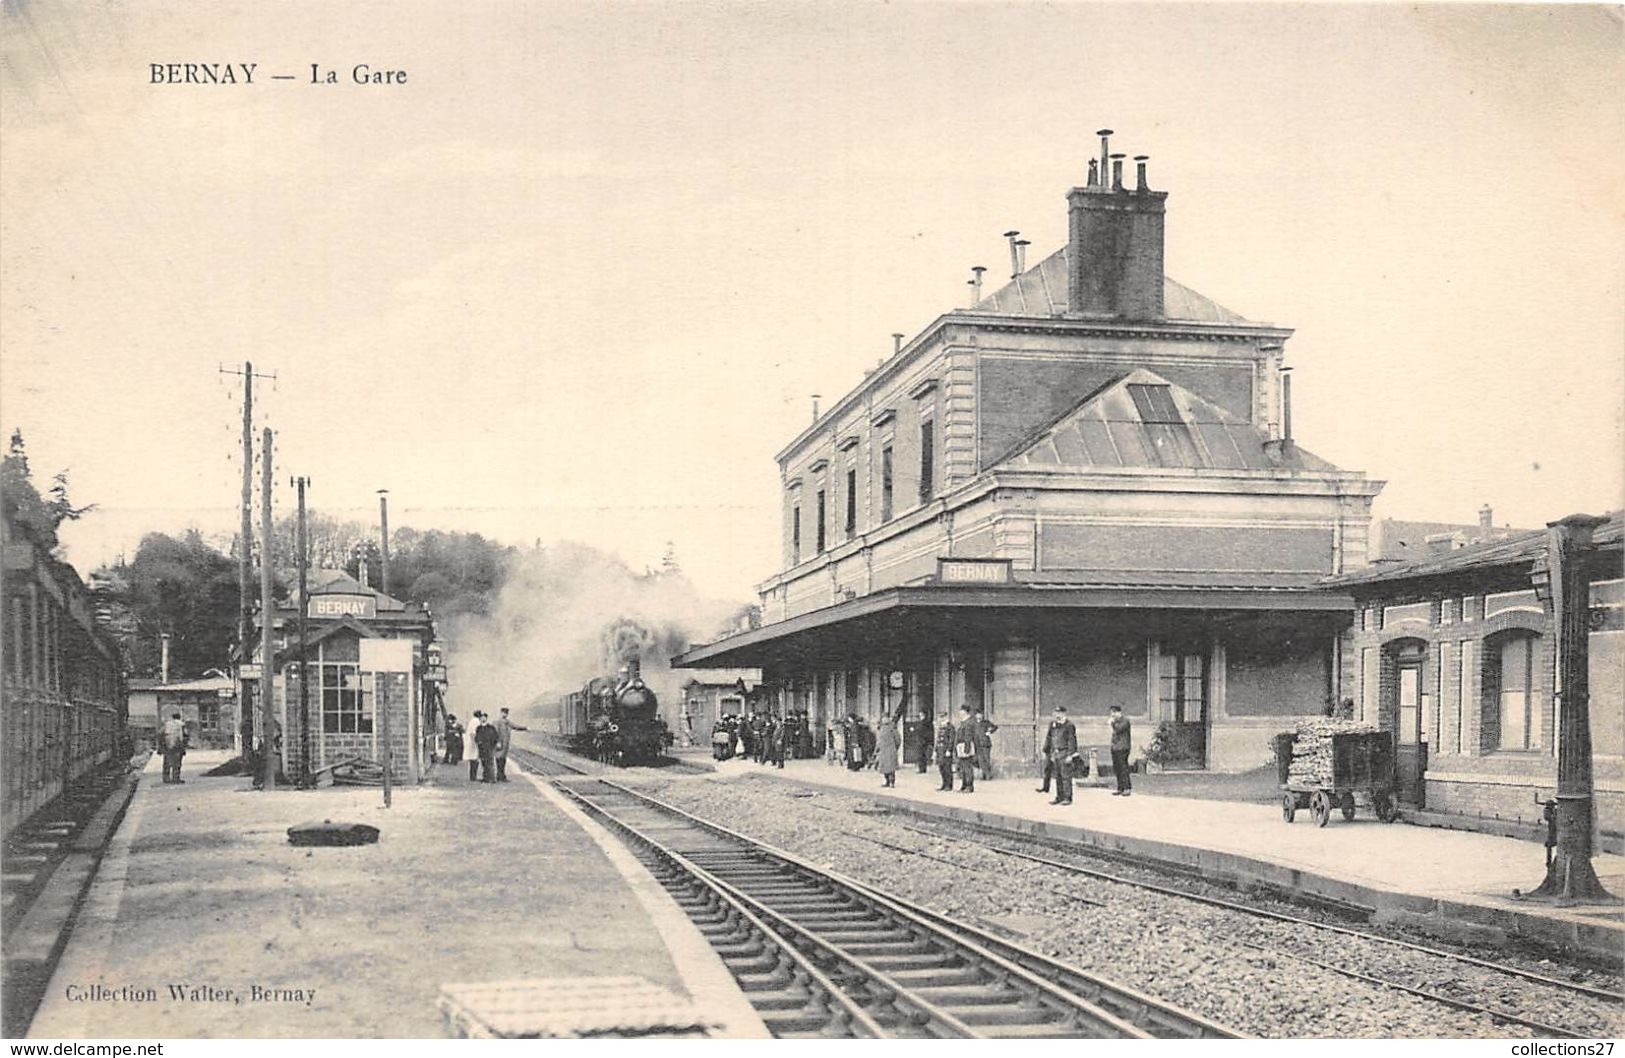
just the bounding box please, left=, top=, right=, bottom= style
left=627, top=772, right=1624, bottom=1040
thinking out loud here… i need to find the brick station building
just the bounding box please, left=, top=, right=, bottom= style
left=244, top=569, right=440, bottom=782
left=676, top=134, right=1384, bottom=775
left=1329, top=514, right=1623, bottom=831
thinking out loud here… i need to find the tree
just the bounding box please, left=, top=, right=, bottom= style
left=1, top=429, right=93, bottom=552
left=103, top=531, right=239, bottom=679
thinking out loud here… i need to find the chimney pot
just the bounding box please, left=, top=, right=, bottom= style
left=1096, top=128, right=1113, bottom=185
left=1478, top=504, right=1494, bottom=529
left=1087, top=158, right=1099, bottom=187
left=970, top=265, right=987, bottom=305
left=811, top=394, right=821, bottom=422
left=1133, top=154, right=1149, bottom=192
left=1004, top=230, right=1022, bottom=279
left=1015, top=238, right=1030, bottom=274
left=1067, top=130, right=1166, bottom=319
left=1280, top=367, right=1293, bottom=444
left=891, top=332, right=904, bottom=356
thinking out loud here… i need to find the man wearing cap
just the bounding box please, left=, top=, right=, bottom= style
left=1043, top=706, right=1079, bottom=805
left=934, top=710, right=956, bottom=792
left=494, top=707, right=527, bottom=781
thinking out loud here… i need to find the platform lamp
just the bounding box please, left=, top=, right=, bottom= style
left=1516, top=514, right=1615, bottom=904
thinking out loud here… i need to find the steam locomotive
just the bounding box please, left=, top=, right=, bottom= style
left=559, top=657, right=673, bottom=766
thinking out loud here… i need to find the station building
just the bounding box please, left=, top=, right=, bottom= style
left=1330, top=514, right=1623, bottom=831
left=243, top=569, right=443, bottom=782
left=126, top=672, right=235, bottom=750
left=678, top=669, right=763, bottom=746
left=677, top=135, right=1383, bottom=774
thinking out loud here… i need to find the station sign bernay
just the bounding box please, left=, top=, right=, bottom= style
left=309, top=593, right=377, bottom=619
left=936, top=558, right=1013, bottom=585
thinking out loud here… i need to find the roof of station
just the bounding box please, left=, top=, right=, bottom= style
left=674, top=581, right=1353, bottom=670
left=973, top=246, right=1260, bottom=325
left=1326, top=513, right=1622, bottom=588
left=998, top=367, right=1343, bottom=473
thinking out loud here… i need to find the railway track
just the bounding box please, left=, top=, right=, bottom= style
left=512, top=747, right=1243, bottom=1040
left=880, top=811, right=1624, bottom=1012
left=684, top=778, right=1620, bottom=1038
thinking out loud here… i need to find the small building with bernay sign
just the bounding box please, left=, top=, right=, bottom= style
left=244, top=569, right=441, bottom=783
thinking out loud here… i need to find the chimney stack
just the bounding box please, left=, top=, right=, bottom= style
left=1067, top=127, right=1166, bottom=319
left=1004, top=230, right=1022, bottom=280
left=160, top=632, right=171, bottom=685
left=1479, top=504, right=1494, bottom=529
left=1280, top=368, right=1294, bottom=444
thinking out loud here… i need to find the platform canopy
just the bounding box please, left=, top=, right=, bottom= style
left=673, top=582, right=1354, bottom=670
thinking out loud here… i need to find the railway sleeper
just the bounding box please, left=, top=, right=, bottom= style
left=882, top=966, right=987, bottom=988
left=907, top=985, right=1029, bottom=1007
left=783, top=910, right=884, bottom=927
left=836, top=938, right=936, bottom=957
left=978, top=1021, right=1095, bottom=1039
left=816, top=929, right=918, bottom=946
left=952, top=1006, right=1074, bottom=1030
left=716, top=950, right=784, bottom=976
left=734, top=964, right=799, bottom=992
left=858, top=953, right=962, bottom=973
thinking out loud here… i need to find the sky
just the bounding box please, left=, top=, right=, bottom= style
left=2, top=1, right=1621, bottom=604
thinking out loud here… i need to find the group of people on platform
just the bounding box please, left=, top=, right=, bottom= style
left=708, top=701, right=1133, bottom=805
left=710, top=710, right=816, bottom=766
left=442, top=708, right=527, bottom=783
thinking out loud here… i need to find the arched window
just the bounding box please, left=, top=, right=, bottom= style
left=1484, top=631, right=1541, bottom=752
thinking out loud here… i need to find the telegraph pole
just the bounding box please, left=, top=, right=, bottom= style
left=292, top=476, right=311, bottom=785
left=377, top=489, right=391, bottom=597
left=222, top=361, right=274, bottom=758
left=260, top=428, right=277, bottom=791
left=377, top=488, right=392, bottom=808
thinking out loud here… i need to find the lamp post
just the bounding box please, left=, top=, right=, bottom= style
left=1520, top=513, right=1615, bottom=904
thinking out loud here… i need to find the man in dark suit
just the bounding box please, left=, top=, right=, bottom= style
left=934, top=711, right=956, bottom=791
left=954, top=707, right=977, bottom=793
left=474, top=715, right=500, bottom=783
left=915, top=712, right=934, bottom=774
left=1045, top=707, right=1079, bottom=805
left=1109, top=705, right=1133, bottom=796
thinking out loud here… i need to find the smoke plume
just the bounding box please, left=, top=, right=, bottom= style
left=442, top=540, right=742, bottom=727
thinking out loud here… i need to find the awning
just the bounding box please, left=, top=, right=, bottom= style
left=674, top=583, right=1355, bottom=670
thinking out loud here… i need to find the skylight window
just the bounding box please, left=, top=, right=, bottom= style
left=1127, top=383, right=1182, bottom=424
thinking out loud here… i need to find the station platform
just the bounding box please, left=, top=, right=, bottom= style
left=26, top=750, right=765, bottom=1039
left=722, top=756, right=1625, bottom=964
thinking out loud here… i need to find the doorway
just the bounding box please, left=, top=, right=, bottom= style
left=1389, top=640, right=1428, bottom=807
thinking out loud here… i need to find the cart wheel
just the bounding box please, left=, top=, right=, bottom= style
left=1374, top=792, right=1398, bottom=823
left=1340, top=792, right=1356, bottom=821
left=1310, top=790, right=1332, bottom=828
left=1282, top=793, right=1297, bottom=823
